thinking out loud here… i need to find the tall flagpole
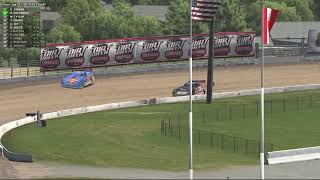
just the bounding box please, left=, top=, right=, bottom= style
left=189, top=0, right=193, bottom=179
left=260, top=0, right=265, bottom=179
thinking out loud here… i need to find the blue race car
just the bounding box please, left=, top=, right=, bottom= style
left=61, top=71, right=95, bottom=89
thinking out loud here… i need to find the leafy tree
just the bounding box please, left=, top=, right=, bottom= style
left=162, top=0, right=208, bottom=35
left=62, top=0, right=91, bottom=31
left=311, top=0, right=320, bottom=20
left=16, top=48, right=40, bottom=66
left=41, top=0, right=68, bottom=12
left=215, top=0, right=248, bottom=32
left=47, top=24, right=81, bottom=43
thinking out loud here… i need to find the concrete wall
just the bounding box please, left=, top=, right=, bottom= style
left=0, top=58, right=255, bottom=84
left=1, top=84, right=320, bottom=162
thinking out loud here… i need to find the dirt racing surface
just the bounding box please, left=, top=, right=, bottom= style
left=1, top=63, right=320, bottom=124
left=0, top=63, right=320, bottom=178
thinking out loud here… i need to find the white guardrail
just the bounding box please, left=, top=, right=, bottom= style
left=1, top=84, right=320, bottom=163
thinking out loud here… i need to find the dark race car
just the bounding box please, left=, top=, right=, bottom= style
left=172, top=80, right=206, bottom=97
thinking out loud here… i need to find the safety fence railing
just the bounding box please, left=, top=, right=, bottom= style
left=0, top=57, right=255, bottom=80
left=159, top=93, right=320, bottom=155
left=160, top=122, right=274, bottom=156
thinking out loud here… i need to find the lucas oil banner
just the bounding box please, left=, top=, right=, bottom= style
left=40, top=32, right=255, bottom=71
left=305, top=29, right=320, bottom=56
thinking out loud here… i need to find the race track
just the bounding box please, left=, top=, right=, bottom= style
left=0, top=62, right=320, bottom=178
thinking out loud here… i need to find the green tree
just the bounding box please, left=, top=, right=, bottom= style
left=311, top=0, right=320, bottom=20
left=16, top=48, right=40, bottom=66
left=62, top=0, right=91, bottom=31
left=47, top=24, right=81, bottom=43
left=215, top=0, right=248, bottom=32
left=162, top=0, right=208, bottom=35
left=41, top=0, right=68, bottom=12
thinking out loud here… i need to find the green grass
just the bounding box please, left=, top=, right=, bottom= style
left=2, top=90, right=320, bottom=171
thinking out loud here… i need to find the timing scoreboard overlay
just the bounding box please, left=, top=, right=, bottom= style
left=40, top=32, right=255, bottom=71
left=1, top=2, right=44, bottom=48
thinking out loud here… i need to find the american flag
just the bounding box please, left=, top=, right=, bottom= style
left=192, top=0, right=220, bottom=22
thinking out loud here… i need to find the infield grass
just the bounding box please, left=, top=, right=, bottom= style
left=2, top=90, right=320, bottom=171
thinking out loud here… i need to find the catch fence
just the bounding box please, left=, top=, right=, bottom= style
left=160, top=93, right=320, bottom=155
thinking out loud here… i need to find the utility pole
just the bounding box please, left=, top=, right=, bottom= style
left=206, top=18, right=215, bottom=104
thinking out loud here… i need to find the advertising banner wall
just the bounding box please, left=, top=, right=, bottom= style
left=41, top=32, right=255, bottom=71
left=305, top=29, right=320, bottom=56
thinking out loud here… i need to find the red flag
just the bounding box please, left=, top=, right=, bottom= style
left=263, top=7, right=279, bottom=44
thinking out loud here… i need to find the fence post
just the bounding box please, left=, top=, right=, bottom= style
left=198, top=130, right=201, bottom=144
left=256, top=102, right=259, bottom=116
left=203, top=112, right=205, bottom=124
left=210, top=132, right=213, bottom=147
left=310, top=95, right=312, bottom=108
left=246, top=139, right=248, bottom=155
left=243, top=104, right=246, bottom=120
left=271, top=100, right=273, bottom=114
left=221, top=135, right=224, bottom=151
left=170, top=122, right=173, bottom=137
left=178, top=114, right=181, bottom=141
left=229, top=106, right=232, bottom=120
left=233, top=136, right=236, bottom=152
left=297, top=96, right=299, bottom=112
left=164, top=123, right=167, bottom=136
left=27, top=56, right=30, bottom=76
left=216, top=111, right=219, bottom=121
left=161, top=120, right=163, bottom=134
left=284, top=98, right=286, bottom=112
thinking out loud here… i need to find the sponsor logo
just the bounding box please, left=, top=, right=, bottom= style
left=214, top=35, right=233, bottom=56
left=235, top=34, right=254, bottom=55
left=90, top=43, right=112, bottom=65
left=68, top=77, right=78, bottom=85
left=189, top=37, right=209, bottom=58
left=40, top=48, right=62, bottom=69
left=141, top=40, right=163, bottom=61
left=65, top=46, right=87, bottom=67
left=115, top=41, right=136, bottom=63
left=165, top=39, right=186, bottom=59
left=316, top=32, right=320, bottom=47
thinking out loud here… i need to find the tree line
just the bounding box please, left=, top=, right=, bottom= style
left=44, top=0, right=319, bottom=44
